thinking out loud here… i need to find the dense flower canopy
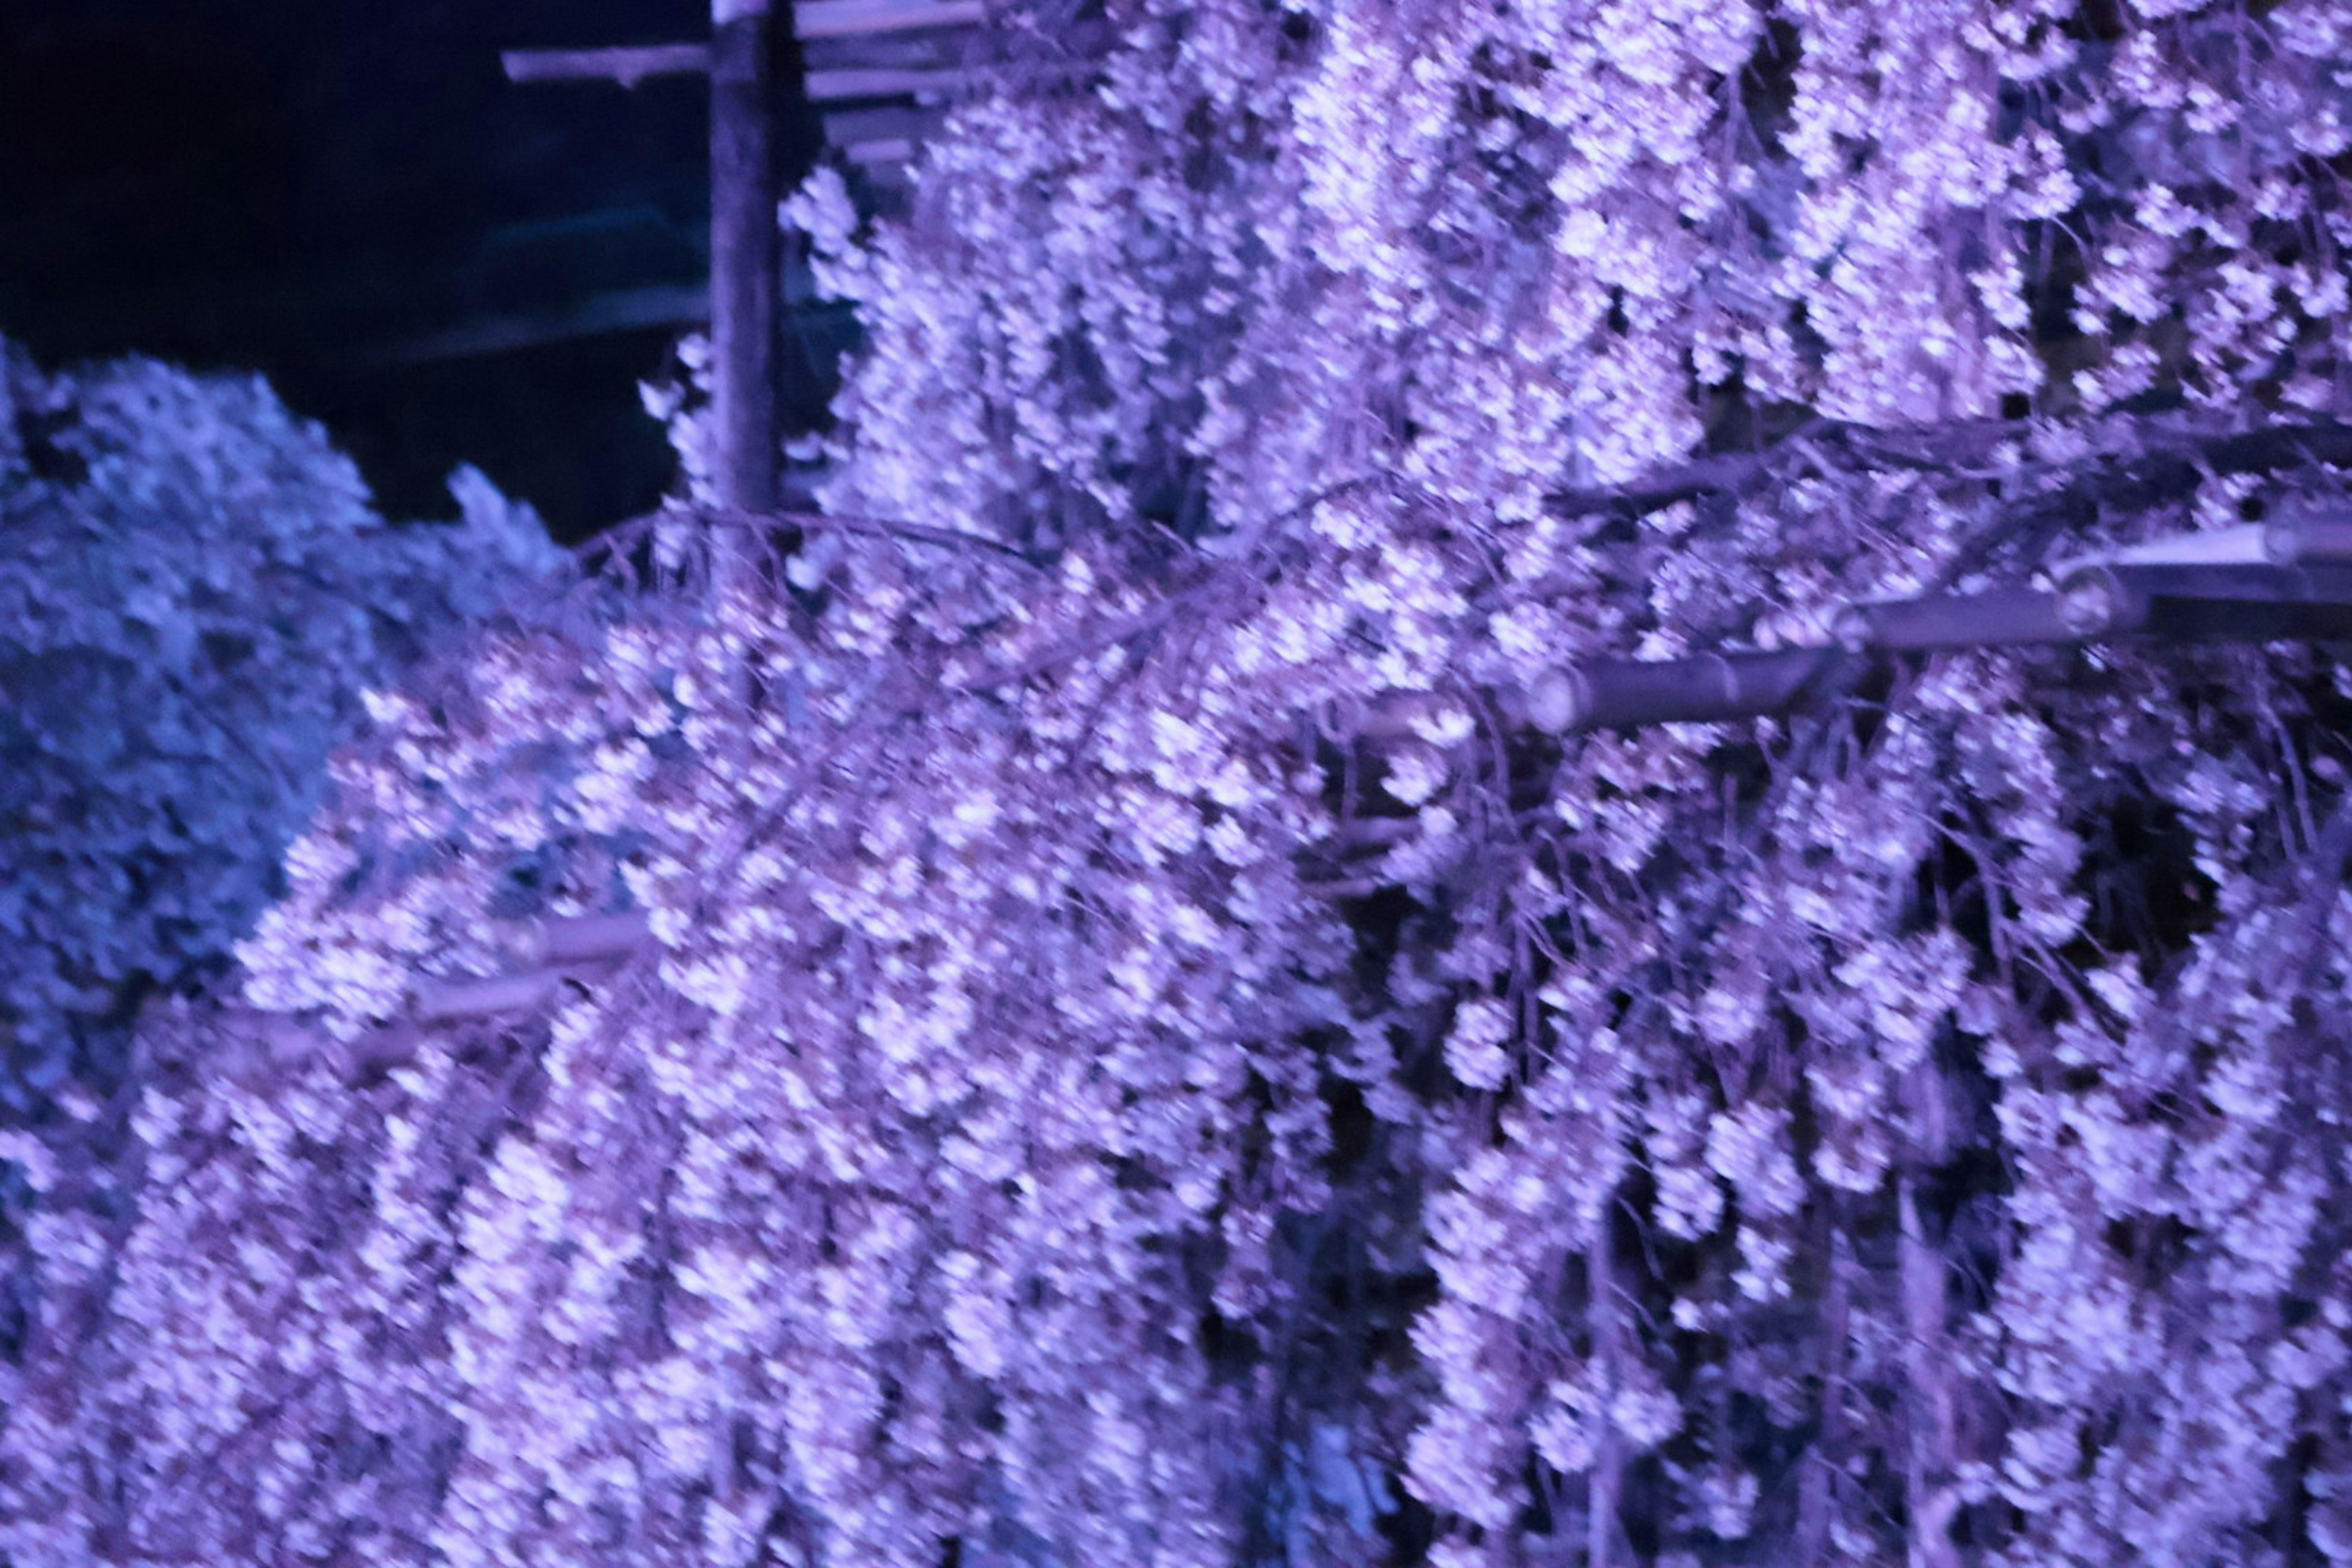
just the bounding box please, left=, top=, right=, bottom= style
left=0, top=340, right=559, bottom=1112
left=5, top=1, right=2352, bottom=1566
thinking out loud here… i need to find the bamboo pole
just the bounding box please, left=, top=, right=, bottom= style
left=538, top=912, right=653, bottom=964
left=414, top=970, right=565, bottom=1025
left=844, top=138, right=918, bottom=167
left=1830, top=589, right=2075, bottom=652
left=821, top=105, right=943, bottom=146
left=793, top=0, right=986, bottom=37
left=1528, top=551, right=2352, bottom=734
left=804, top=66, right=967, bottom=101
left=500, top=44, right=710, bottom=88
left=407, top=914, right=652, bottom=1025
left=2056, top=561, right=2352, bottom=641
left=2268, top=516, right=2352, bottom=565
left=1526, top=649, right=1859, bottom=732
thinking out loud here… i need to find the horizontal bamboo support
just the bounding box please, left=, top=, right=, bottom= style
left=2269, top=516, right=2352, bottom=565
left=2104, top=522, right=2269, bottom=568
left=845, top=138, right=918, bottom=166
left=1528, top=649, right=1855, bottom=732
left=502, top=43, right=710, bottom=87
left=540, top=911, right=654, bottom=963
left=1832, top=589, right=2075, bottom=652
left=1352, top=692, right=1478, bottom=743
left=1532, top=547, right=2352, bottom=733
left=804, top=65, right=965, bottom=100
left=794, top=0, right=986, bottom=37
left=407, top=913, right=652, bottom=1023
left=2056, top=561, right=2352, bottom=641
left=414, top=970, right=564, bottom=1023
left=2049, top=513, right=2352, bottom=573
left=821, top=105, right=942, bottom=146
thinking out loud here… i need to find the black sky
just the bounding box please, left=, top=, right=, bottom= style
left=0, top=1, right=822, bottom=541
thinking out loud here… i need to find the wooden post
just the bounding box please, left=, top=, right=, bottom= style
left=710, top=0, right=779, bottom=518
left=500, top=1, right=1003, bottom=405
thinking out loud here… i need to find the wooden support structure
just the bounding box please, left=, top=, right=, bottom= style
left=795, top=0, right=987, bottom=37
left=1526, top=508, right=2352, bottom=735
left=539, top=912, right=656, bottom=964
left=1526, top=650, right=1860, bottom=733
left=1831, top=589, right=2075, bottom=652
left=821, top=104, right=943, bottom=147
left=2053, top=561, right=2352, bottom=642
left=804, top=66, right=967, bottom=103
left=271, top=475, right=2352, bottom=1038
left=504, top=9, right=782, bottom=514
left=710, top=0, right=780, bottom=515
left=500, top=43, right=710, bottom=88
left=412, top=913, right=653, bottom=1025
left=2267, top=515, right=2352, bottom=564
left=497, top=2, right=983, bottom=88
left=499, top=0, right=995, bottom=429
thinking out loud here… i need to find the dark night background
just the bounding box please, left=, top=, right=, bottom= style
left=0, top=1, right=830, bottom=544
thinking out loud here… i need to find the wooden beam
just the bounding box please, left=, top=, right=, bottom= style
left=2056, top=561, right=2352, bottom=641
left=845, top=137, right=917, bottom=165
left=539, top=912, right=652, bottom=964
left=805, top=66, right=965, bottom=101
left=807, top=17, right=1117, bottom=73
left=821, top=104, right=942, bottom=146
left=2266, top=514, right=2352, bottom=565
left=1831, top=589, right=2075, bottom=652
left=1528, top=650, right=1858, bottom=733
left=794, top=0, right=987, bottom=38
left=404, top=914, right=652, bottom=1024
left=710, top=0, right=780, bottom=515
left=2117, top=522, right=2269, bottom=567
left=415, top=970, right=565, bottom=1023
left=1531, top=551, right=2352, bottom=734
left=2048, top=510, right=2352, bottom=578
left=2050, top=522, right=2269, bottom=578
left=502, top=43, right=710, bottom=88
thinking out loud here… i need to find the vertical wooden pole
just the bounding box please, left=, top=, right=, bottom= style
left=710, top=0, right=778, bottom=518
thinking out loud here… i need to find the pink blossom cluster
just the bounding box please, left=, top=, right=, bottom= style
left=4, top=0, right=2352, bottom=1564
